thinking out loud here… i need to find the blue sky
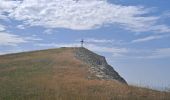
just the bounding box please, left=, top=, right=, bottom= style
left=0, top=0, right=170, bottom=90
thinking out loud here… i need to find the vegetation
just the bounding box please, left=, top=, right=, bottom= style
left=0, top=47, right=170, bottom=100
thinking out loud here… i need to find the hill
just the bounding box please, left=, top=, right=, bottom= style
left=0, top=47, right=169, bottom=100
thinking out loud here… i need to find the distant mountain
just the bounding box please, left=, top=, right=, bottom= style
left=0, top=47, right=169, bottom=100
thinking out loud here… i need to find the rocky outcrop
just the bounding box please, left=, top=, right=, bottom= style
left=75, top=47, right=127, bottom=84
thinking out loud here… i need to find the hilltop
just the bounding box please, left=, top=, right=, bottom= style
left=0, top=47, right=170, bottom=100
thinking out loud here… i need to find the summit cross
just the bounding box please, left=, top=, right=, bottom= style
left=80, top=39, right=84, bottom=47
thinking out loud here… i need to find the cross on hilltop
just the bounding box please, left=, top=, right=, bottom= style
left=80, top=39, right=84, bottom=47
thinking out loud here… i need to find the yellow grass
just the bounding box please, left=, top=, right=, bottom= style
left=0, top=47, right=169, bottom=100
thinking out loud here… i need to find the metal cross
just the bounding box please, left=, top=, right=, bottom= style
left=80, top=39, right=84, bottom=47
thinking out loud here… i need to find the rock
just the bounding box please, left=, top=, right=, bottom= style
left=75, top=47, right=127, bottom=84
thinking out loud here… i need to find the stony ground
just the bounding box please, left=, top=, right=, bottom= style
left=75, top=47, right=127, bottom=84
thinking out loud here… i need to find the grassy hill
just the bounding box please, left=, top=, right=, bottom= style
left=0, top=47, right=169, bottom=100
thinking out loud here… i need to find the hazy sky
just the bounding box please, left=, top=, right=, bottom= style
left=0, top=0, right=170, bottom=90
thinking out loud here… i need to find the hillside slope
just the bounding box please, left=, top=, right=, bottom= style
left=75, top=47, right=127, bottom=84
left=0, top=47, right=169, bottom=100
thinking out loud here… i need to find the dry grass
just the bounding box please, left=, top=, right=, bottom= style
left=0, top=47, right=170, bottom=100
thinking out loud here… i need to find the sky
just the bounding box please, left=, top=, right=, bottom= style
left=0, top=0, right=170, bottom=90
